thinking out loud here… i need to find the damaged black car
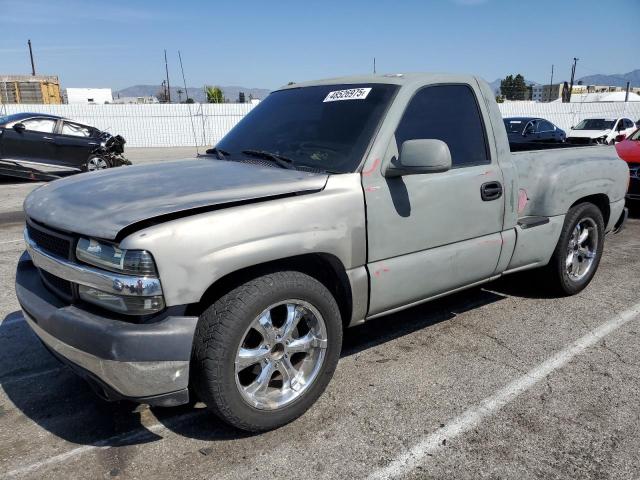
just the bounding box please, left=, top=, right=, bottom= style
left=0, top=112, right=129, bottom=180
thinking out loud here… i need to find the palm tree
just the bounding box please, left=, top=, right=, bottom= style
left=205, top=85, right=224, bottom=103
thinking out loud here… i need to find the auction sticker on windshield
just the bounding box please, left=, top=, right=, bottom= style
left=323, top=88, right=372, bottom=102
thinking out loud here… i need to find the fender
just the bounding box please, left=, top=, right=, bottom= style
left=119, top=174, right=367, bottom=307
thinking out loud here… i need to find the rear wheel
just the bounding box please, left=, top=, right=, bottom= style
left=192, top=271, right=342, bottom=432
left=544, top=202, right=604, bottom=295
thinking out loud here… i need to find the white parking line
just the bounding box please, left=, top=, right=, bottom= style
left=369, top=301, right=640, bottom=480
left=0, top=238, right=22, bottom=245
left=2, top=409, right=206, bottom=479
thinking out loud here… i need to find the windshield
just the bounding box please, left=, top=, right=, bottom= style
left=574, top=119, right=615, bottom=131
left=216, top=83, right=398, bottom=173
left=503, top=119, right=528, bottom=134
left=630, top=129, right=640, bottom=141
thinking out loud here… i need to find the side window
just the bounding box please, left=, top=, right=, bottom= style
left=538, top=120, right=554, bottom=132
left=61, top=122, right=92, bottom=137
left=21, top=118, right=56, bottom=133
left=625, top=119, right=634, bottom=129
left=395, top=84, right=490, bottom=167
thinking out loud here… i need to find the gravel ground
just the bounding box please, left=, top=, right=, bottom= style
left=0, top=155, right=638, bottom=479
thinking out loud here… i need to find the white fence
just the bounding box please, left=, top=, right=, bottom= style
left=2, top=101, right=639, bottom=148
left=1, top=103, right=256, bottom=148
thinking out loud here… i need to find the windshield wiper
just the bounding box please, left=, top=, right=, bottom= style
left=205, top=147, right=230, bottom=160
left=242, top=149, right=296, bottom=170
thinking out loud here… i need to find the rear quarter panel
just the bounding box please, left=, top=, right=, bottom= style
left=512, top=146, right=628, bottom=218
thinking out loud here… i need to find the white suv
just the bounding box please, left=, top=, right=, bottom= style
left=567, top=117, right=637, bottom=145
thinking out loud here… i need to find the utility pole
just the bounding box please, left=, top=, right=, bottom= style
left=625, top=81, right=630, bottom=102
left=164, top=49, right=171, bottom=103
left=373, top=57, right=376, bottom=74
left=28, top=39, right=36, bottom=76
left=568, top=57, right=578, bottom=103
left=547, top=64, right=554, bottom=102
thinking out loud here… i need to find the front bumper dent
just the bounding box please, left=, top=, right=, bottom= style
left=15, top=252, right=198, bottom=406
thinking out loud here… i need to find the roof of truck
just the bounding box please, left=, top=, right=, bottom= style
left=278, top=73, right=481, bottom=91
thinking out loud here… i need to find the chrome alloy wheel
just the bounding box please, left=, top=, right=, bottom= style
left=234, top=300, right=328, bottom=410
left=566, top=217, right=598, bottom=281
left=87, top=156, right=108, bottom=171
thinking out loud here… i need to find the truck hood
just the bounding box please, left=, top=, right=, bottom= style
left=567, top=129, right=611, bottom=139
left=24, top=159, right=328, bottom=240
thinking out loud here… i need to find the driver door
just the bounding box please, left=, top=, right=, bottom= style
left=363, top=84, right=505, bottom=316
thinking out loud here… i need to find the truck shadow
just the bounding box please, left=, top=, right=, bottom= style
left=0, top=287, right=507, bottom=448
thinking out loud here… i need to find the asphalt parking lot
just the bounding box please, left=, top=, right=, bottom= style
left=1, top=151, right=639, bottom=479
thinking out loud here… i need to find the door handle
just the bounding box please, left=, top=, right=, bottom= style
left=481, top=181, right=503, bottom=201
left=43, top=136, right=54, bottom=140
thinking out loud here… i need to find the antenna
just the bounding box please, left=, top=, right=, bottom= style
left=164, top=49, right=171, bottom=103
left=178, top=50, right=200, bottom=156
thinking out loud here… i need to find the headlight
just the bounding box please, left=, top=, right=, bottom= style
left=75, top=237, right=163, bottom=315
left=78, top=285, right=165, bottom=315
left=76, top=238, right=157, bottom=276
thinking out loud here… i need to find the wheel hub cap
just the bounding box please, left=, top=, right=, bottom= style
left=566, top=217, right=598, bottom=281
left=234, top=300, right=328, bottom=410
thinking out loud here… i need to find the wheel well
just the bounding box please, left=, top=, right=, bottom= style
left=184, top=254, right=353, bottom=329
left=571, top=194, right=610, bottom=226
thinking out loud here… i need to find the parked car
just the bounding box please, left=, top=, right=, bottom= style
left=503, top=117, right=566, bottom=146
left=567, top=117, right=637, bottom=145
left=0, top=112, right=129, bottom=176
left=615, top=127, right=640, bottom=201
left=16, top=74, right=628, bottom=432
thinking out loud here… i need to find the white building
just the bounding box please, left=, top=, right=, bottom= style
left=552, top=91, right=640, bottom=103
left=112, top=96, right=159, bottom=104
left=65, top=88, right=113, bottom=104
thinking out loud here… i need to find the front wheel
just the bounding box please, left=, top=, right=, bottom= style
left=192, top=271, right=342, bottom=432
left=86, top=155, right=110, bottom=171
left=544, top=202, right=605, bottom=295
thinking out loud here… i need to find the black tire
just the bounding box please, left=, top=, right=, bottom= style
left=191, top=270, right=342, bottom=432
left=545, top=202, right=605, bottom=295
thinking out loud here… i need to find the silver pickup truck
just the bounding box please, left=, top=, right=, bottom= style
left=16, top=74, right=628, bottom=432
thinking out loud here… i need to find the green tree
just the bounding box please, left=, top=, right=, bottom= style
left=500, top=74, right=529, bottom=101
left=205, top=85, right=224, bottom=103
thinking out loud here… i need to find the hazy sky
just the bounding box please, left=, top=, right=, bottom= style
left=1, top=0, right=638, bottom=90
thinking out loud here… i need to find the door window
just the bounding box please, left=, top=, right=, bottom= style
left=21, top=118, right=56, bottom=133
left=395, top=85, right=490, bottom=167
left=61, top=122, right=92, bottom=137
left=537, top=120, right=554, bottom=132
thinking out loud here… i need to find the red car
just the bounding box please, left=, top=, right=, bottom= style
left=616, top=128, right=640, bottom=201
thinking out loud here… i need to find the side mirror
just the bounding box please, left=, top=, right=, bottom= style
left=384, top=139, right=452, bottom=178
left=13, top=122, right=26, bottom=132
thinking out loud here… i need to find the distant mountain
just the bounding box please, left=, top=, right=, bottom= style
left=577, top=69, right=640, bottom=88
left=114, top=84, right=271, bottom=103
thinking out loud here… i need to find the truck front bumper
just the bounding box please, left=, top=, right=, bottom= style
left=15, top=252, right=198, bottom=407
